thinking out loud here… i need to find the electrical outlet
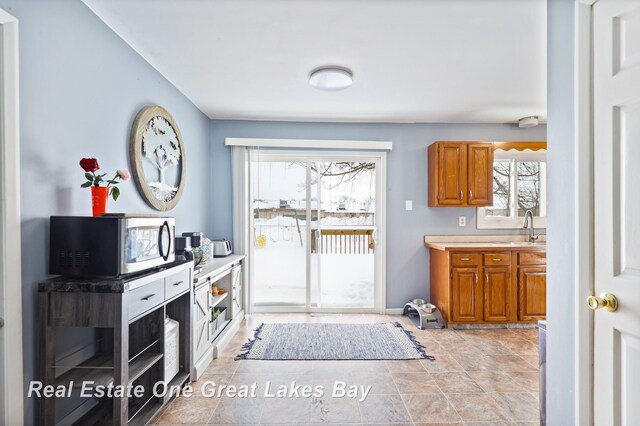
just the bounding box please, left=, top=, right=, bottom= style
left=405, top=200, right=413, bottom=211
left=459, top=216, right=466, bottom=227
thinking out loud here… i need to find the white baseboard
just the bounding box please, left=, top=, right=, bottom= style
left=385, top=308, right=404, bottom=315
left=192, top=346, right=214, bottom=381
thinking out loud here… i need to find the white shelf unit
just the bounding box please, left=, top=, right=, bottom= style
left=210, top=292, right=228, bottom=308
left=192, top=255, right=245, bottom=380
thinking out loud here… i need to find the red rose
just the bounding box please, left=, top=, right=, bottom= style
left=79, top=158, right=100, bottom=173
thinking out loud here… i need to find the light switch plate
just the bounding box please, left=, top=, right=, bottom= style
left=405, top=200, right=413, bottom=211
left=459, top=216, right=466, bottom=227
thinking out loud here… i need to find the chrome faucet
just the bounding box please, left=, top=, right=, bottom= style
left=523, top=210, right=540, bottom=242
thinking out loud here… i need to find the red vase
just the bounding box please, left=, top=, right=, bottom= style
left=91, top=186, right=108, bottom=217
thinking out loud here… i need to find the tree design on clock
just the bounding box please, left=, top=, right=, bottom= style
left=130, top=106, right=186, bottom=211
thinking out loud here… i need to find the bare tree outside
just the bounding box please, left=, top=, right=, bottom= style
left=489, top=161, right=512, bottom=217
left=488, top=160, right=541, bottom=217
left=294, top=162, right=376, bottom=188
left=516, top=161, right=541, bottom=216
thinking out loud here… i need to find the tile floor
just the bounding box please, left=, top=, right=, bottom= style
left=153, top=314, right=541, bottom=425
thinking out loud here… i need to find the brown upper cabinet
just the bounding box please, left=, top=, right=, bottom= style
left=428, top=141, right=494, bottom=207
left=467, top=144, right=494, bottom=205
left=429, top=142, right=467, bottom=206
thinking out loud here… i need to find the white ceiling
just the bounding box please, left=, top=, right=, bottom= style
left=83, top=0, right=547, bottom=124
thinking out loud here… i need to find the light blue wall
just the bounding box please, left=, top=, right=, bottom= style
left=210, top=121, right=547, bottom=309
left=0, top=0, right=211, bottom=423
left=546, top=0, right=576, bottom=423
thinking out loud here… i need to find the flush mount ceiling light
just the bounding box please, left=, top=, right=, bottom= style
left=309, top=67, right=353, bottom=91
left=518, top=116, right=539, bottom=128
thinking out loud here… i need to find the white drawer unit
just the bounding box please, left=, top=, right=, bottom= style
left=165, top=268, right=191, bottom=301
left=127, top=278, right=165, bottom=321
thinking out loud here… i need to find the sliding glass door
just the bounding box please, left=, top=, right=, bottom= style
left=251, top=152, right=382, bottom=312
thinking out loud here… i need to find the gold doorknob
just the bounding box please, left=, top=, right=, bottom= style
left=587, top=293, right=618, bottom=312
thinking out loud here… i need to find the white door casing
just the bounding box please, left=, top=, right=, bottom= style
left=593, top=0, right=640, bottom=424
left=575, top=2, right=595, bottom=424
left=229, top=140, right=391, bottom=315
left=0, top=8, right=23, bottom=426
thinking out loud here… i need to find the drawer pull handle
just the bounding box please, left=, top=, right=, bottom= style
left=173, top=281, right=183, bottom=286
left=460, top=257, right=471, bottom=261
left=492, top=258, right=502, bottom=262
left=141, top=294, right=155, bottom=301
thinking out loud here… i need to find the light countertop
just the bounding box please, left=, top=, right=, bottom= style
left=424, top=235, right=546, bottom=251
left=194, top=253, right=245, bottom=281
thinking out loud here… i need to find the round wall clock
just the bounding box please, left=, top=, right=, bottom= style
left=130, top=105, right=186, bottom=211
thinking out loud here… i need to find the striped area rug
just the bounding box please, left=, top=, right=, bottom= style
left=235, top=322, right=434, bottom=361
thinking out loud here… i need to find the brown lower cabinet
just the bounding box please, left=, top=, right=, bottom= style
left=518, top=267, right=547, bottom=321
left=429, top=247, right=546, bottom=326
left=484, top=266, right=511, bottom=322
left=451, top=267, right=482, bottom=322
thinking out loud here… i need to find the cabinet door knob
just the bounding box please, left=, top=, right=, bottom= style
left=458, top=190, right=463, bottom=200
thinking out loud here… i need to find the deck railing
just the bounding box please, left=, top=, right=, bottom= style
left=310, top=228, right=376, bottom=254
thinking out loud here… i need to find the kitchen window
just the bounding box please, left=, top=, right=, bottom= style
left=477, top=149, right=547, bottom=229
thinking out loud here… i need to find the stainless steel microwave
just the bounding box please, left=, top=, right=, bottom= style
left=49, top=216, right=175, bottom=277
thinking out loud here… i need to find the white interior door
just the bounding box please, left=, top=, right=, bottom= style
left=593, top=1, right=640, bottom=424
